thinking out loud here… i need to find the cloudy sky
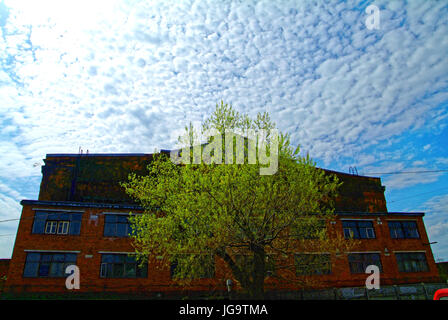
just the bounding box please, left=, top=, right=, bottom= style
left=0, top=0, right=447, bottom=261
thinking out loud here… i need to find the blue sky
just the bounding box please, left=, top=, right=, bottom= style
left=0, top=0, right=447, bottom=261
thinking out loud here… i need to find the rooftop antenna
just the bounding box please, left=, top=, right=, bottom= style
left=349, top=166, right=358, bottom=175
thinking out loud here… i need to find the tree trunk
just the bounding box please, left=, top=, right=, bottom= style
left=216, top=246, right=267, bottom=299
left=249, top=245, right=266, bottom=299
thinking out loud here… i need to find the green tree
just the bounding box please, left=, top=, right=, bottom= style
left=122, top=101, right=354, bottom=299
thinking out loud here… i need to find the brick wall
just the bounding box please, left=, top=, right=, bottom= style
left=5, top=202, right=440, bottom=295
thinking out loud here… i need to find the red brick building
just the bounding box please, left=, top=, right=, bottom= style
left=4, top=153, right=441, bottom=296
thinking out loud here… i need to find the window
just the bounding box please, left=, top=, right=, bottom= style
left=291, top=219, right=327, bottom=239
left=388, top=221, right=420, bottom=239
left=395, top=252, right=429, bottom=272
left=170, top=254, right=215, bottom=279
left=32, top=211, right=82, bottom=235
left=295, top=254, right=331, bottom=275
left=104, top=214, right=134, bottom=237
left=233, top=254, right=277, bottom=277
left=348, top=253, right=382, bottom=274
left=23, top=252, right=77, bottom=278
left=100, top=254, right=147, bottom=278
left=342, top=220, right=375, bottom=239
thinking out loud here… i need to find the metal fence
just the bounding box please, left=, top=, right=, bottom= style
left=2, top=282, right=447, bottom=300
left=264, top=282, right=448, bottom=300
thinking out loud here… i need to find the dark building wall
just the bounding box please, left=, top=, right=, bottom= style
left=38, top=154, right=387, bottom=212
left=38, top=154, right=155, bottom=204
left=0, top=259, right=10, bottom=293
left=0, top=259, right=10, bottom=277
left=437, top=262, right=448, bottom=282
left=324, top=170, right=387, bottom=213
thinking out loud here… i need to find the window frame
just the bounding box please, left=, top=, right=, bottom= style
left=395, top=252, right=429, bottom=273
left=44, top=221, right=58, bottom=234
left=294, top=253, right=332, bottom=276
left=388, top=220, right=420, bottom=239
left=32, top=211, right=82, bottom=236
left=170, top=254, right=215, bottom=280
left=291, top=219, right=327, bottom=240
left=347, top=252, right=383, bottom=274
left=342, top=220, right=376, bottom=239
left=103, top=214, right=134, bottom=238
left=99, top=253, right=148, bottom=279
left=23, top=252, right=78, bottom=278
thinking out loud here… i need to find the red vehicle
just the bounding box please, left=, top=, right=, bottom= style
left=433, top=289, right=448, bottom=300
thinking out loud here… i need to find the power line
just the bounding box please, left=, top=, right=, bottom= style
left=0, top=218, right=21, bottom=223
left=362, top=169, right=448, bottom=175
left=388, top=186, right=448, bottom=204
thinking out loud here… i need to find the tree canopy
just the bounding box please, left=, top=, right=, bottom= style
left=122, top=101, right=354, bottom=299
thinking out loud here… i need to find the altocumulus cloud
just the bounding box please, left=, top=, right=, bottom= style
left=0, top=0, right=447, bottom=258
left=421, top=194, right=448, bottom=261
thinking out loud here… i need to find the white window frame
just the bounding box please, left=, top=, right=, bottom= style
left=57, top=221, right=70, bottom=235
left=45, top=221, right=58, bottom=234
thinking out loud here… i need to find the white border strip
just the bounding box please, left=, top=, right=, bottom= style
left=24, top=249, right=81, bottom=253
left=102, top=212, right=141, bottom=215
left=98, top=251, right=135, bottom=254
left=385, top=218, right=418, bottom=221
left=33, top=208, right=84, bottom=213
left=347, top=251, right=382, bottom=254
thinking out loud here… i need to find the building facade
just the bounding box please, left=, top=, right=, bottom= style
left=4, top=153, right=441, bottom=296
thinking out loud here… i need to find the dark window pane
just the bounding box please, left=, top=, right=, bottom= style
left=104, top=223, right=116, bottom=236
left=71, top=213, right=82, bottom=221
left=53, top=254, right=65, bottom=262
left=348, top=253, right=382, bottom=274
left=58, top=213, right=70, bottom=221
left=49, top=262, right=64, bottom=277
left=358, top=221, right=372, bottom=228
left=125, top=255, right=137, bottom=263
left=105, top=215, right=117, bottom=223
left=112, top=264, right=124, bottom=277
left=32, top=215, right=46, bottom=234
left=116, top=215, right=128, bottom=223
left=23, top=262, right=39, bottom=277
left=125, top=264, right=136, bottom=277
left=38, top=264, right=50, bottom=277
left=101, top=254, right=114, bottom=263
left=65, top=253, right=77, bottom=262
left=41, top=254, right=53, bottom=262
left=26, top=252, right=41, bottom=262
left=295, top=254, right=331, bottom=275
left=117, top=255, right=127, bottom=263
left=69, top=221, right=81, bottom=235
left=116, top=223, right=128, bottom=237
left=359, top=228, right=367, bottom=238
left=136, top=265, right=147, bottom=278
left=47, top=213, right=59, bottom=220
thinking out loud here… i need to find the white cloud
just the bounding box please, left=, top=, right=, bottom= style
left=0, top=0, right=447, bottom=257
left=421, top=194, right=448, bottom=262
